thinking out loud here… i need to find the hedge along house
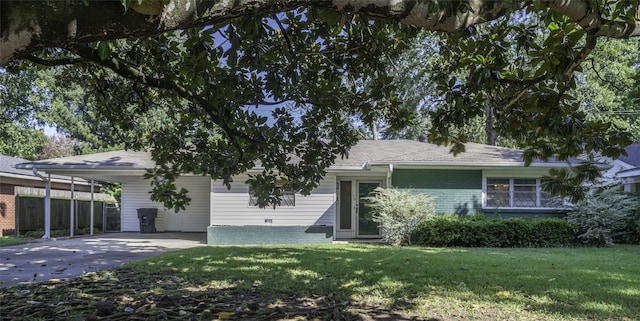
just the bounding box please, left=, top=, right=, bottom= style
left=16, top=140, right=590, bottom=244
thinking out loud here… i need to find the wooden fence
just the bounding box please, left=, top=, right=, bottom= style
left=14, top=187, right=119, bottom=234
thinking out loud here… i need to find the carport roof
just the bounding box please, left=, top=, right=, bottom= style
left=14, top=150, right=154, bottom=182
left=15, top=150, right=155, bottom=170
left=1, top=154, right=89, bottom=184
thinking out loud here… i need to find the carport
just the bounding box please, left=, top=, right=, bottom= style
left=15, top=151, right=211, bottom=236
left=15, top=151, right=156, bottom=239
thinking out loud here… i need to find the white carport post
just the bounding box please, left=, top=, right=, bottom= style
left=44, top=174, right=51, bottom=239
left=70, top=177, right=75, bottom=238
left=90, top=178, right=95, bottom=235
left=32, top=168, right=51, bottom=239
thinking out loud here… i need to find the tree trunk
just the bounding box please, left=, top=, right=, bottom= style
left=371, top=122, right=379, bottom=140
left=485, top=99, right=497, bottom=146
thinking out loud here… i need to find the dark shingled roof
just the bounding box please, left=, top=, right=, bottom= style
left=1, top=155, right=88, bottom=182
left=14, top=150, right=155, bottom=170
left=618, top=143, right=640, bottom=167
left=16, top=140, right=583, bottom=172
left=0, top=155, right=36, bottom=176
left=333, top=140, right=574, bottom=167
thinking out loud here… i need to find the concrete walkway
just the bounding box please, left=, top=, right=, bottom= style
left=0, top=232, right=206, bottom=288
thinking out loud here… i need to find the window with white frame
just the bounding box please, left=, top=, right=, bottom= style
left=248, top=184, right=295, bottom=207
left=486, top=178, right=560, bottom=208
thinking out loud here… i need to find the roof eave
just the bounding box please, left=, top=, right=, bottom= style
left=365, top=161, right=576, bottom=167
left=617, top=168, right=640, bottom=178
left=15, top=164, right=150, bottom=171
left=0, top=172, right=91, bottom=185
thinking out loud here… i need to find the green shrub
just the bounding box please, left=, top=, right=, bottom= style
left=567, top=188, right=640, bottom=246
left=364, top=187, right=436, bottom=246
left=20, top=229, right=69, bottom=238
left=413, top=215, right=576, bottom=247
left=19, top=228, right=94, bottom=238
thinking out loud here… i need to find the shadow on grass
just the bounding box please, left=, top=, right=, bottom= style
left=4, top=245, right=638, bottom=320
left=124, top=245, right=640, bottom=320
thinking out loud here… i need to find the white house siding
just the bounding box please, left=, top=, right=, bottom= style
left=177, top=176, right=211, bottom=232
left=210, top=173, right=336, bottom=226
left=121, top=176, right=211, bottom=232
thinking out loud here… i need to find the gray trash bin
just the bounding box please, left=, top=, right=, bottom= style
left=137, top=208, right=157, bottom=233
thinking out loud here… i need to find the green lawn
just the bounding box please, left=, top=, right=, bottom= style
left=0, top=236, right=29, bottom=247
left=123, top=244, right=640, bottom=320
left=2, top=244, right=637, bottom=320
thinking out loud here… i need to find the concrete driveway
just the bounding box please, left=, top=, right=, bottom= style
left=0, top=232, right=206, bottom=288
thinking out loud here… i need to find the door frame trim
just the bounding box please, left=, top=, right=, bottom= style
left=335, top=177, right=387, bottom=239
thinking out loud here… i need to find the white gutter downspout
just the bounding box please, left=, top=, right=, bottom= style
left=32, top=168, right=51, bottom=239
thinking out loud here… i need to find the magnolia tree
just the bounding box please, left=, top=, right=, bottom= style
left=1, top=0, right=640, bottom=209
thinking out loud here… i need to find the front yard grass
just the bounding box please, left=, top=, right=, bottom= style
left=0, top=236, right=29, bottom=247
left=2, top=244, right=639, bottom=320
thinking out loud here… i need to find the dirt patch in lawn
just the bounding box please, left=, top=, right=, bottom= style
left=0, top=268, right=443, bottom=321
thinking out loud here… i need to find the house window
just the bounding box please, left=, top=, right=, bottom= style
left=248, top=184, right=295, bottom=207
left=486, top=178, right=510, bottom=207
left=486, top=178, right=558, bottom=208
left=513, top=179, right=536, bottom=207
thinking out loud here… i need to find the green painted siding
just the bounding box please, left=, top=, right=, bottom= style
left=392, top=169, right=483, bottom=215
left=207, top=225, right=333, bottom=245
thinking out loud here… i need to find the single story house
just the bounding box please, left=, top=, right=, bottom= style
left=0, top=155, right=94, bottom=236
left=16, top=140, right=588, bottom=244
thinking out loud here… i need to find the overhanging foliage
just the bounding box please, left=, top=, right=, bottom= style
left=1, top=1, right=640, bottom=207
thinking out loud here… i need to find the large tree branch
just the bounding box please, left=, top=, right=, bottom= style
left=1, top=0, right=528, bottom=65
left=563, top=32, right=598, bottom=80
left=2, top=0, right=639, bottom=65
left=543, top=0, right=640, bottom=38
left=23, top=55, right=86, bottom=66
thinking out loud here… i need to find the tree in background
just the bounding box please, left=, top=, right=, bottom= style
left=386, top=19, right=640, bottom=148
left=574, top=38, right=640, bottom=139
left=0, top=63, right=177, bottom=158
left=362, top=33, right=441, bottom=141
left=2, top=1, right=640, bottom=207
left=37, top=135, right=80, bottom=160
left=0, top=67, right=49, bottom=159
left=0, top=123, right=47, bottom=160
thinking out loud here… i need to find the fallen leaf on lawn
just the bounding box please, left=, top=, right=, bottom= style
left=496, top=291, right=511, bottom=299
left=217, top=311, right=235, bottom=319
